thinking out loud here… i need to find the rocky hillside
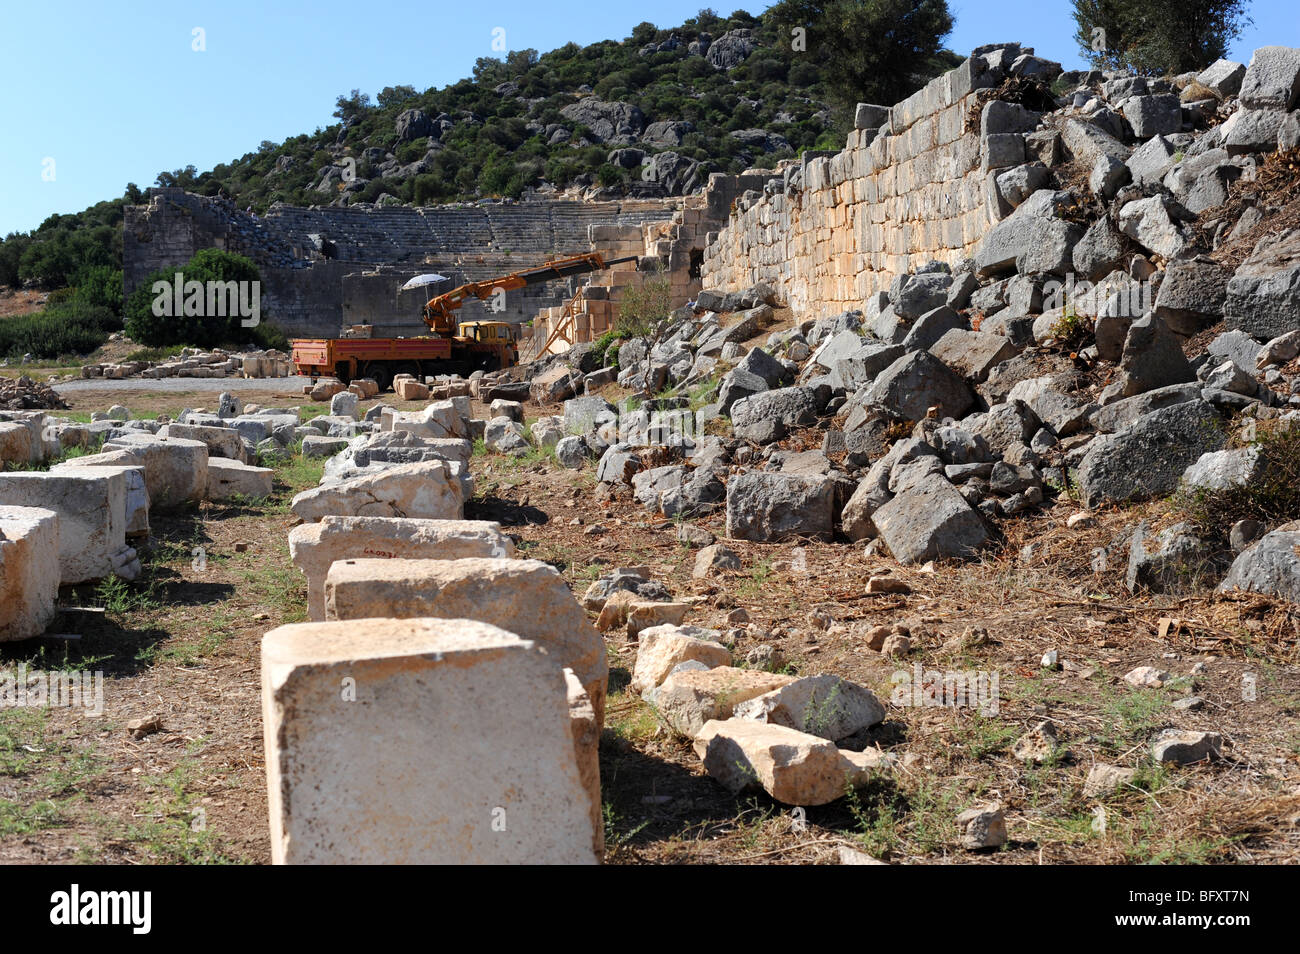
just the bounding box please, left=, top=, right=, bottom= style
left=162, top=11, right=848, bottom=211
left=524, top=42, right=1300, bottom=606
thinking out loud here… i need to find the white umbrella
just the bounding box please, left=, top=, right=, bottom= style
left=400, top=273, right=449, bottom=290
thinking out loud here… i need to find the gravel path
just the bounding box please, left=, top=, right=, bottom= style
left=54, top=376, right=312, bottom=394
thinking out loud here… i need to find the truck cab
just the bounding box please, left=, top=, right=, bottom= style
left=458, top=320, right=519, bottom=365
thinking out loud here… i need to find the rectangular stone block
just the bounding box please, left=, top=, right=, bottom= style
left=159, top=422, right=247, bottom=462
left=207, top=458, right=274, bottom=500
left=101, top=433, right=208, bottom=506
left=0, top=505, right=60, bottom=641
left=0, top=468, right=127, bottom=583
left=288, top=515, right=513, bottom=621
left=262, top=617, right=599, bottom=864
left=323, top=556, right=608, bottom=725
left=289, top=460, right=466, bottom=524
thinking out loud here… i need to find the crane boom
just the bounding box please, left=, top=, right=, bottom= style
left=421, top=252, right=638, bottom=334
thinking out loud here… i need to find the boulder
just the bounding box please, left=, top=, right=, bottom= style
left=731, top=386, right=818, bottom=443
left=1224, top=228, right=1300, bottom=342
left=1238, top=46, right=1300, bottom=110
left=725, top=472, right=835, bottom=542
left=695, top=719, right=868, bottom=806
left=1077, top=399, right=1225, bottom=507
left=631, top=625, right=731, bottom=694
left=102, top=433, right=209, bottom=506
left=974, top=190, right=1075, bottom=277
left=206, top=458, right=274, bottom=500
left=653, top=667, right=796, bottom=738
left=1218, top=530, right=1300, bottom=602
left=0, top=468, right=130, bottom=583
left=1126, top=521, right=1213, bottom=593
left=734, top=674, right=885, bottom=742
left=872, top=473, right=990, bottom=564
left=1153, top=260, right=1230, bottom=333
left=1118, top=196, right=1190, bottom=260
left=1115, top=316, right=1195, bottom=398
left=861, top=350, right=973, bottom=421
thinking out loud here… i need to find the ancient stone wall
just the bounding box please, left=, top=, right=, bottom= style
left=525, top=171, right=774, bottom=358
left=123, top=189, right=680, bottom=337
left=701, top=59, right=1001, bottom=315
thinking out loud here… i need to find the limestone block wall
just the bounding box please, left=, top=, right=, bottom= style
left=700, top=59, right=1000, bottom=316
left=123, top=189, right=681, bottom=338
left=524, top=172, right=775, bottom=359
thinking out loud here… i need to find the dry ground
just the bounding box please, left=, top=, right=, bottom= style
left=2, top=384, right=1298, bottom=865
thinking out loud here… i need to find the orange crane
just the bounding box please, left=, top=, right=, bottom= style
left=291, top=252, right=638, bottom=391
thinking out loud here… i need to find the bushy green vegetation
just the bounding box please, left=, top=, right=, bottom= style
left=1071, top=0, right=1252, bottom=75
left=124, top=249, right=285, bottom=350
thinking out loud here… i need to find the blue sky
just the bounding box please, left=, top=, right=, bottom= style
left=1, top=0, right=1295, bottom=236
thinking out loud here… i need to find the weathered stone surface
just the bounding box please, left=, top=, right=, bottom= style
left=1182, top=446, right=1264, bottom=492
left=290, top=460, right=466, bottom=523
left=261, top=618, right=599, bottom=864
left=562, top=395, right=617, bottom=436
left=653, top=667, right=795, bottom=737
left=862, top=350, right=973, bottom=422
left=1219, top=530, right=1300, bottom=602
left=831, top=342, right=906, bottom=391
left=385, top=399, right=471, bottom=440
left=1196, top=58, right=1246, bottom=98
left=631, top=625, right=730, bottom=694
left=158, top=422, right=247, bottom=462
left=53, top=455, right=149, bottom=536
left=1118, top=196, right=1189, bottom=260
left=1122, top=94, right=1182, bottom=138
left=1077, top=400, right=1226, bottom=507
left=725, top=472, right=835, bottom=542
left=928, top=329, right=1019, bottom=383
left=873, top=473, right=990, bottom=564
left=1153, top=260, right=1229, bottom=334
left=731, top=386, right=818, bottom=443
left=693, top=543, right=740, bottom=578
left=1126, top=135, right=1178, bottom=190
left=1126, top=521, right=1213, bottom=593
left=734, top=674, right=885, bottom=742
left=892, top=272, right=953, bottom=319
left=1238, top=46, right=1300, bottom=110
left=1223, top=108, right=1285, bottom=155
left=694, top=719, right=858, bottom=806
left=484, top=416, right=531, bottom=455
left=957, top=804, right=1007, bottom=849
left=0, top=468, right=128, bottom=584
left=975, top=190, right=1074, bottom=277
left=102, top=433, right=209, bottom=506
left=206, top=458, right=274, bottom=500
left=1224, top=229, right=1300, bottom=341
left=1116, top=316, right=1195, bottom=397
left=323, top=557, right=608, bottom=724
left=0, top=506, right=60, bottom=641
left=1088, top=382, right=1200, bottom=433
left=288, top=516, right=511, bottom=621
